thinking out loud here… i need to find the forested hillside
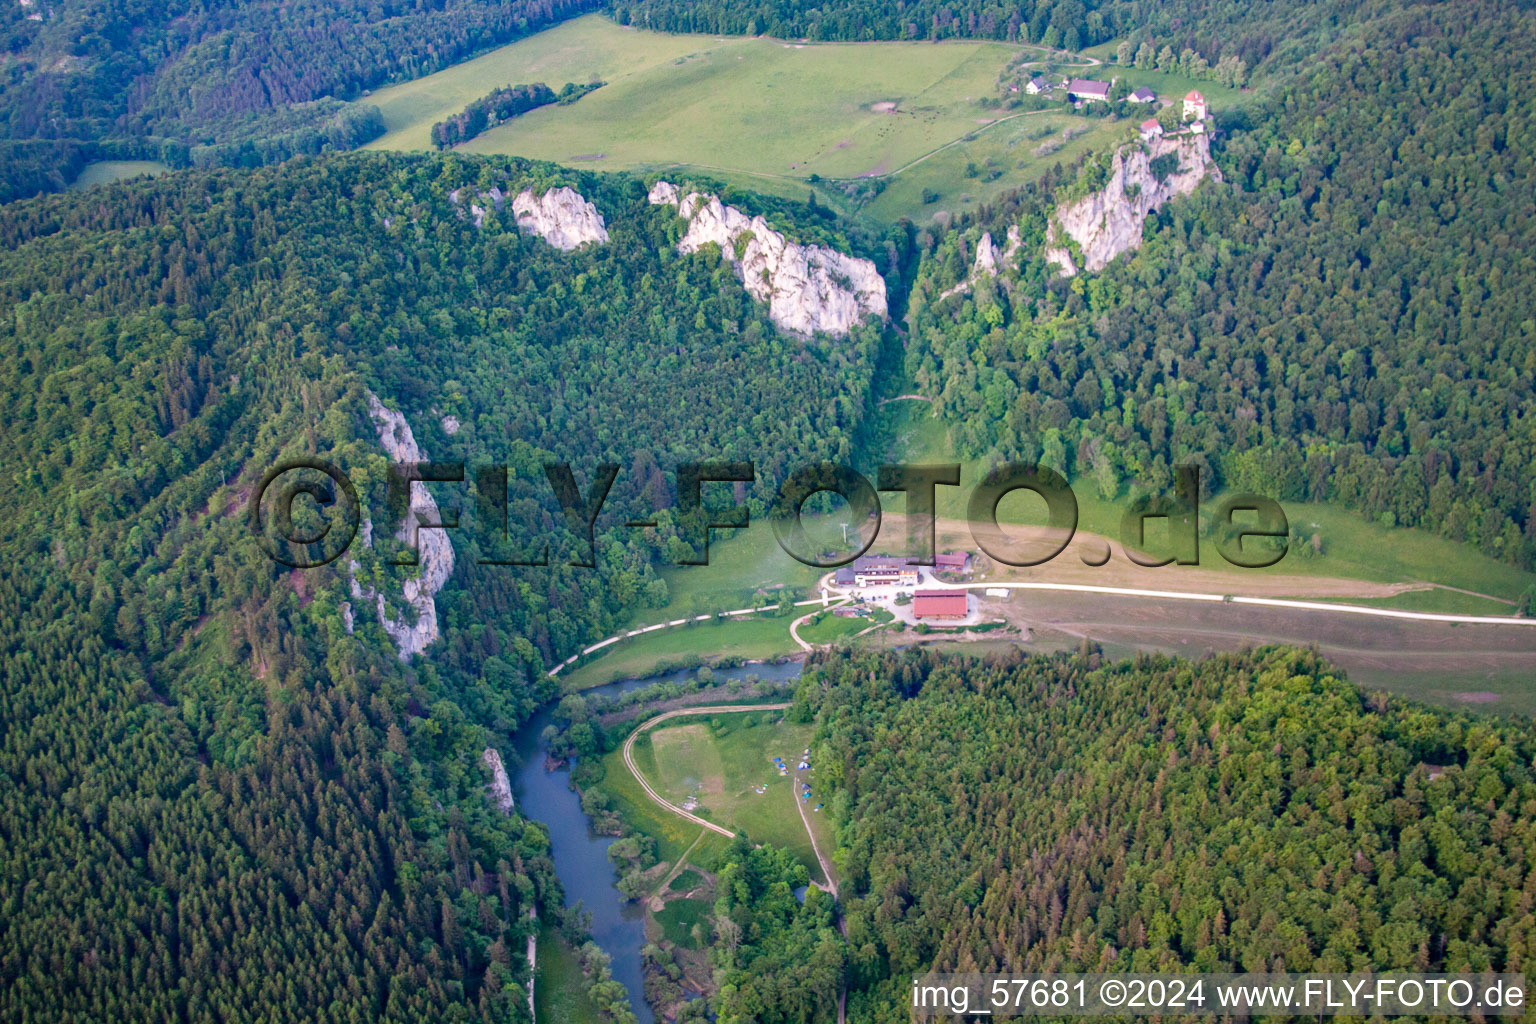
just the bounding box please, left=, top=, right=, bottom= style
left=0, top=0, right=596, bottom=198
left=0, top=152, right=890, bottom=1021
left=908, top=0, right=1536, bottom=569
left=784, top=646, right=1536, bottom=1022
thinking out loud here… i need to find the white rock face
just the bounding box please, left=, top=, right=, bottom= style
left=512, top=186, right=609, bottom=250
left=481, top=747, right=515, bottom=814
left=441, top=415, right=460, bottom=436
left=648, top=180, right=886, bottom=337
left=1046, top=132, right=1221, bottom=276
left=349, top=391, right=455, bottom=660
left=973, top=231, right=1001, bottom=277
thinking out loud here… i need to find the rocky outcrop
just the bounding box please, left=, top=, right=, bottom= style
left=350, top=391, right=455, bottom=660
left=648, top=180, right=886, bottom=337
left=939, top=223, right=1023, bottom=299
left=512, top=186, right=608, bottom=250
left=1045, top=132, right=1220, bottom=276
left=482, top=747, right=515, bottom=814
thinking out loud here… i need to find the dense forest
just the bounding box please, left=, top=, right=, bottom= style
left=0, top=151, right=895, bottom=1020
left=773, top=645, right=1536, bottom=1021
left=608, top=0, right=1366, bottom=69
left=908, top=0, right=1536, bottom=569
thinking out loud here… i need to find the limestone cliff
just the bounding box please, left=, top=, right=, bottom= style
left=648, top=180, right=886, bottom=337
left=349, top=391, right=455, bottom=660
left=512, top=186, right=609, bottom=250
left=1045, top=132, right=1221, bottom=276
left=448, top=184, right=609, bottom=248
left=481, top=747, right=515, bottom=814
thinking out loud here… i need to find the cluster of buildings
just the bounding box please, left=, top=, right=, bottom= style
left=1020, top=73, right=1213, bottom=137
left=831, top=552, right=972, bottom=588
left=1025, top=76, right=1157, bottom=105
left=831, top=553, right=975, bottom=620
left=1140, top=91, right=1209, bottom=139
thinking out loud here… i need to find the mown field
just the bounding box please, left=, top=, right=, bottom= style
left=360, top=14, right=1126, bottom=222
left=624, top=712, right=826, bottom=882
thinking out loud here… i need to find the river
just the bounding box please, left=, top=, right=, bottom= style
left=511, top=660, right=805, bottom=1023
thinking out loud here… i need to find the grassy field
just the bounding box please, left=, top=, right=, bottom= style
left=798, top=606, right=892, bottom=645
left=70, top=160, right=170, bottom=189
left=600, top=738, right=730, bottom=866
left=559, top=612, right=801, bottom=691
left=534, top=926, right=604, bottom=1024
left=624, top=711, right=825, bottom=882
left=361, top=14, right=1135, bottom=222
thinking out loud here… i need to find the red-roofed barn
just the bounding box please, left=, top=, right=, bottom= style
left=913, top=590, right=970, bottom=620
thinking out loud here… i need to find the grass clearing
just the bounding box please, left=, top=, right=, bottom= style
left=361, top=14, right=1143, bottom=223
left=653, top=897, right=712, bottom=949
left=798, top=606, right=893, bottom=645
left=601, top=738, right=719, bottom=865
left=70, top=161, right=170, bottom=189
left=621, top=711, right=826, bottom=883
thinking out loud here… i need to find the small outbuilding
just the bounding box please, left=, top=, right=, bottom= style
left=933, top=552, right=971, bottom=573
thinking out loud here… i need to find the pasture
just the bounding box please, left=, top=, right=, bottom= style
left=361, top=14, right=1115, bottom=222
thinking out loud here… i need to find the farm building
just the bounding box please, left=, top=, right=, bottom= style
left=835, top=556, right=920, bottom=587
left=1129, top=86, right=1156, bottom=103
left=913, top=590, right=970, bottom=620
left=1140, top=118, right=1163, bottom=139
left=933, top=552, right=971, bottom=573
left=1026, top=76, right=1053, bottom=94
left=1067, top=79, right=1111, bottom=102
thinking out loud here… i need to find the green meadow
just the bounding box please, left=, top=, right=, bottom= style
left=69, top=160, right=170, bottom=189
left=624, top=711, right=826, bottom=883
left=360, top=14, right=1128, bottom=222
left=558, top=612, right=800, bottom=692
